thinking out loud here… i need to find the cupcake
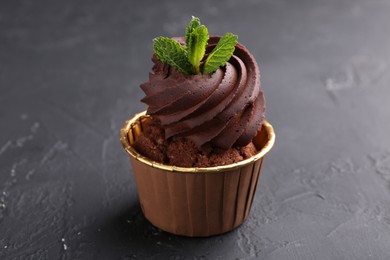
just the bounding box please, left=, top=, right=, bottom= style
left=120, top=17, right=275, bottom=237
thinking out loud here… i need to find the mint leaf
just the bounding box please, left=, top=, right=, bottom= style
left=187, top=25, right=209, bottom=74
left=153, top=37, right=194, bottom=75
left=203, top=33, right=238, bottom=74
left=185, top=16, right=201, bottom=47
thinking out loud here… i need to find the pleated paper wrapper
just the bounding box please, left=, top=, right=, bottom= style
left=120, top=111, right=275, bottom=237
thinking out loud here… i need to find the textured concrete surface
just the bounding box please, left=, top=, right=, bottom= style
left=1, top=0, right=390, bottom=259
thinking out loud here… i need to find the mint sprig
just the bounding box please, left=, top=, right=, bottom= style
left=203, top=33, right=238, bottom=74
left=153, top=37, right=194, bottom=75
left=185, top=16, right=201, bottom=47
left=153, top=16, right=237, bottom=75
left=187, top=25, right=209, bottom=74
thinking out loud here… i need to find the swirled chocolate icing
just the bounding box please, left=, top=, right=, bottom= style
left=140, top=36, right=265, bottom=149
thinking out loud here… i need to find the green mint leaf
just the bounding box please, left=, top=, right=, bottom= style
left=185, top=16, right=201, bottom=47
left=203, top=32, right=238, bottom=74
left=153, top=37, right=194, bottom=75
left=187, top=25, right=209, bottom=74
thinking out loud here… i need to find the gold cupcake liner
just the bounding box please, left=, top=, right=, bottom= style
left=120, top=111, right=275, bottom=237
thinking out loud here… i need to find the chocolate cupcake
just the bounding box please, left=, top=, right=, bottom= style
left=120, top=17, right=275, bottom=237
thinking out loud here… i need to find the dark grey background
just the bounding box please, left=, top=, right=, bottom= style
left=1, top=0, right=390, bottom=259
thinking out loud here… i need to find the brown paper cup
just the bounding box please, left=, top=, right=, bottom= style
left=120, top=111, right=275, bottom=237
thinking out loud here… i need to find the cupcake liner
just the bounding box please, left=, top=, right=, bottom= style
left=120, top=111, right=275, bottom=237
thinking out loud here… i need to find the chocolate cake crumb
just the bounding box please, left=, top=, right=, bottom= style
left=133, top=134, right=165, bottom=163
left=133, top=119, right=259, bottom=167
left=208, top=148, right=243, bottom=166
left=133, top=120, right=166, bottom=163
left=240, top=142, right=258, bottom=158
left=167, top=138, right=198, bottom=167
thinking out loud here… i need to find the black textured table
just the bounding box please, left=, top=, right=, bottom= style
left=1, top=0, right=390, bottom=259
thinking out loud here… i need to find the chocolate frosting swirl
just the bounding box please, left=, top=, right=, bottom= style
left=140, top=36, right=265, bottom=149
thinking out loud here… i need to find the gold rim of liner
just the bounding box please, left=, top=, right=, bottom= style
left=120, top=111, right=275, bottom=173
